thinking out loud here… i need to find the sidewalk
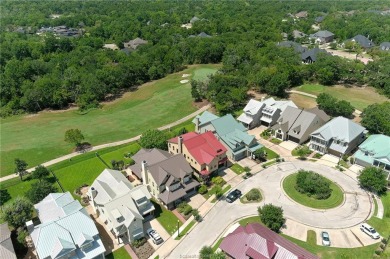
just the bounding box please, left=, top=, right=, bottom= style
left=0, top=104, right=211, bottom=182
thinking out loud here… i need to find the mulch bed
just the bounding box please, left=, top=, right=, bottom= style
left=132, top=241, right=154, bottom=259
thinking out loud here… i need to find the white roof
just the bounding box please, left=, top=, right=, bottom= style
left=237, top=113, right=254, bottom=124
left=90, top=169, right=153, bottom=230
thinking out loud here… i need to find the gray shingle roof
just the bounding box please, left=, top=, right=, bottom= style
left=311, top=116, right=366, bottom=142
left=349, top=35, right=375, bottom=48
left=0, top=223, right=16, bottom=259
left=130, top=148, right=172, bottom=179
left=277, top=41, right=307, bottom=53
left=312, top=30, right=334, bottom=38
left=301, top=47, right=328, bottom=62
left=380, top=42, right=390, bottom=51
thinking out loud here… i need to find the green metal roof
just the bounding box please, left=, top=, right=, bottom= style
left=192, top=111, right=219, bottom=126
left=355, top=134, right=390, bottom=165
left=211, top=114, right=246, bottom=136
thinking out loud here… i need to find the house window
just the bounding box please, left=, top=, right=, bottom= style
left=176, top=149, right=178, bottom=152
left=184, top=154, right=186, bottom=158
left=169, top=143, right=171, bottom=147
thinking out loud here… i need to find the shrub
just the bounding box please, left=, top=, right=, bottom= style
left=192, top=209, right=202, bottom=222
left=350, top=157, right=355, bottom=164
left=211, top=176, right=226, bottom=186
left=177, top=202, right=192, bottom=215
left=246, top=189, right=261, bottom=201
left=16, top=228, right=28, bottom=247
left=214, top=186, right=223, bottom=198
left=375, top=249, right=382, bottom=255
left=198, top=185, right=208, bottom=194
left=295, top=170, right=332, bottom=199
left=131, top=238, right=146, bottom=248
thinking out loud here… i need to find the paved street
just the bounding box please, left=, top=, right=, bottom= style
left=167, top=161, right=374, bottom=258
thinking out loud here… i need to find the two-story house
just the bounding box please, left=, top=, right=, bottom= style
left=354, top=134, right=390, bottom=173
left=272, top=107, right=330, bottom=144
left=129, top=149, right=200, bottom=210
left=194, top=113, right=263, bottom=161
left=88, top=169, right=155, bottom=244
left=237, top=98, right=298, bottom=128
left=26, top=192, right=106, bottom=259
left=167, top=131, right=228, bottom=180
left=309, top=30, right=335, bottom=44
left=309, top=116, right=366, bottom=156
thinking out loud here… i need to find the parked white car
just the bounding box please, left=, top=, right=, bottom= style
left=360, top=223, right=380, bottom=239
left=147, top=228, right=163, bottom=245
left=321, top=231, right=331, bottom=246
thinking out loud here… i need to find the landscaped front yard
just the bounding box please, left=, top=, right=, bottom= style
left=106, top=247, right=131, bottom=259
left=230, top=163, right=245, bottom=175
left=152, top=200, right=182, bottom=235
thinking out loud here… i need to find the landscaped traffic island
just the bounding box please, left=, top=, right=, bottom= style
left=282, top=170, right=344, bottom=209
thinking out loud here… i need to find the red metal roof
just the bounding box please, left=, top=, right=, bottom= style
left=220, top=223, right=318, bottom=259
left=168, top=132, right=227, bottom=165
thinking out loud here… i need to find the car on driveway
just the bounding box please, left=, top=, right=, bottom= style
left=321, top=231, right=331, bottom=246
left=147, top=228, right=163, bottom=244
left=360, top=223, right=380, bottom=239
left=226, top=189, right=242, bottom=203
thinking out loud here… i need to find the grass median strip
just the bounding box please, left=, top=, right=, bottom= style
left=175, top=220, right=195, bottom=240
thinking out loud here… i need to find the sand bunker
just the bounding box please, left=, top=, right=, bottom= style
left=182, top=74, right=191, bottom=78
left=180, top=79, right=189, bottom=84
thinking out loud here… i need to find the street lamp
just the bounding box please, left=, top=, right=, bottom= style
left=177, top=220, right=180, bottom=237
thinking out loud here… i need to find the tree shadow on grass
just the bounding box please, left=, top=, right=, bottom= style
left=0, top=189, right=11, bottom=205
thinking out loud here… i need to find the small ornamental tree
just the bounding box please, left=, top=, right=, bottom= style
left=254, top=147, right=267, bottom=161
left=295, top=170, right=332, bottom=199
left=0, top=197, right=33, bottom=228
left=199, top=246, right=213, bottom=259
left=139, top=129, right=168, bottom=150
left=32, top=165, right=50, bottom=181
left=14, top=158, right=28, bottom=180
left=358, top=167, right=387, bottom=195
left=64, top=128, right=85, bottom=147
left=26, top=180, right=58, bottom=204
left=258, top=204, right=285, bottom=232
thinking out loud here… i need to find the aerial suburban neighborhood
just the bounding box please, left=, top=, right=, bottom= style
left=1, top=1, right=390, bottom=259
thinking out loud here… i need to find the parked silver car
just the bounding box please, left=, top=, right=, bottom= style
left=321, top=231, right=331, bottom=246
left=147, top=228, right=163, bottom=245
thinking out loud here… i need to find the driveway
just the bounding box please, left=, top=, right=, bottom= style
left=144, top=218, right=170, bottom=250
left=167, top=161, right=373, bottom=258
left=279, top=141, right=299, bottom=151
left=187, top=194, right=206, bottom=209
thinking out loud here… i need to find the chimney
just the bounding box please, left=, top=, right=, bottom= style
left=26, top=220, right=34, bottom=234
left=90, top=186, right=97, bottom=199
left=195, top=117, right=200, bottom=133
left=178, top=136, right=183, bottom=154
left=261, top=96, right=265, bottom=102
left=141, top=160, right=148, bottom=185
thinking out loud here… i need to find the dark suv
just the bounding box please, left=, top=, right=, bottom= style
left=226, top=189, right=242, bottom=203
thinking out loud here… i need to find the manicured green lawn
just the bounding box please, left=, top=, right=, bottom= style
left=238, top=216, right=262, bottom=226
left=294, top=84, right=389, bottom=111
left=263, top=147, right=279, bottom=160
left=152, top=200, right=182, bottom=235
left=230, top=163, right=245, bottom=175
left=0, top=64, right=220, bottom=176
left=175, top=220, right=195, bottom=240
left=106, top=247, right=131, bottom=259
left=282, top=173, right=344, bottom=209
left=307, top=230, right=317, bottom=245
left=0, top=142, right=141, bottom=205
left=263, top=160, right=277, bottom=167
left=270, top=138, right=282, bottom=144
left=212, top=238, right=224, bottom=252
left=282, top=234, right=377, bottom=259
left=192, top=65, right=221, bottom=81
left=368, top=193, right=390, bottom=238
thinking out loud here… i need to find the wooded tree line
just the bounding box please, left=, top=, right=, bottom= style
left=1, top=0, right=389, bottom=116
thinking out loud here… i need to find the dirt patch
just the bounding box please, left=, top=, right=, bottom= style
left=288, top=93, right=317, bottom=109
left=247, top=89, right=267, bottom=100
left=192, top=99, right=209, bottom=109
left=132, top=241, right=154, bottom=259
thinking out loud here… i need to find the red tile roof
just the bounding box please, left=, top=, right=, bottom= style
left=168, top=132, right=227, bottom=165
left=220, top=223, right=318, bottom=259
